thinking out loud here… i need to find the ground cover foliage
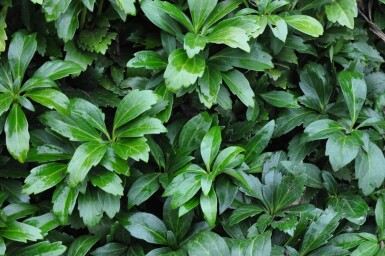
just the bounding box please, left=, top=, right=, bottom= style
left=1, top=0, right=385, bottom=255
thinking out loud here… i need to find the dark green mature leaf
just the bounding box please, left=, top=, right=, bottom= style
left=210, top=44, right=274, bottom=72
left=208, top=26, right=250, bottom=52
left=0, top=93, right=13, bottom=117
left=116, top=117, right=167, bottom=138
left=33, top=60, right=82, bottom=80
left=163, top=198, right=193, bottom=241
left=127, top=51, right=167, bottom=70
left=274, top=108, right=320, bottom=137
left=112, top=138, right=150, bottom=162
left=188, top=0, right=217, bottom=32
left=67, top=235, right=99, bottom=256
left=244, top=120, right=275, bottom=163
left=13, top=241, right=66, bottom=256
left=201, top=126, right=221, bottom=171
left=5, top=104, right=29, bottom=163
left=114, top=89, right=158, bottom=130
left=330, top=195, right=369, bottom=225
left=179, top=112, right=212, bottom=154
left=141, top=0, right=181, bottom=35
left=25, top=88, right=69, bottom=114
left=24, top=213, right=60, bottom=235
left=229, top=204, right=264, bottom=225
left=325, top=133, right=359, bottom=171
left=78, top=189, right=103, bottom=227
left=376, top=195, right=385, bottom=239
left=55, top=1, right=82, bottom=42
left=351, top=242, right=379, bottom=256
left=338, top=71, right=367, bottom=124
left=202, top=0, right=242, bottom=31
left=164, top=49, right=206, bottom=92
left=212, top=146, right=244, bottom=174
left=159, top=1, right=194, bottom=32
left=100, top=147, right=129, bottom=175
left=284, top=15, right=323, bottom=37
left=200, top=188, right=217, bottom=228
left=121, top=212, right=168, bottom=245
left=8, top=31, right=37, bottom=81
left=198, top=65, right=222, bottom=108
left=355, top=142, right=385, bottom=195
left=260, top=91, right=300, bottom=108
left=68, top=142, right=107, bottom=187
left=304, top=119, right=345, bottom=141
left=245, top=231, right=272, bottom=256
left=0, top=220, right=43, bottom=242
left=187, top=231, right=230, bottom=256
left=22, top=163, right=67, bottom=195
left=90, top=168, right=124, bottom=196
left=42, top=0, right=71, bottom=21
left=91, top=243, right=128, bottom=256
left=40, top=111, right=102, bottom=142
left=222, top=69, right=254, bottom=107
left=184, top=32, right=208, bottom=58
left=2, top=203, right=38, bottom=220
left=300, top=210, right=340, bottom=255
left=127, top=173, right=160, bottom=209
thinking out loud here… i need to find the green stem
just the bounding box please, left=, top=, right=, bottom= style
left=80, top=6, right=87, bottom=30
left=290, top=0, right=300, bottom=10
left=97, top=0, right=104, bottom=16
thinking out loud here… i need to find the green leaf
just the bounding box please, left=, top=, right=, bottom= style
left=212, top=146, right=245, bottom=174
left=100, top=147, right=129, bottom=176
left=40, top=111, right=102, bottom=142
left=299, top=63, right=333, bottom=112
left=200, top=188, right=217, bottom=228
left=24, top=213, right=60, bottom=235
left=116, top=0, right=135, bottom=15
left=91, top=243, right=128, bottom=256
left=184, top=32, right=208, bottom=58
left=90, top=168, right=124, bottom=196
left=284, top=15, right=324, bottom=37
left=78, top=189, right=103, bottom=227
left=8, top=31, right=37, bottom=81
left=158, top=1, right=194, bottom=31
left=201, top=126, right=221, bottom=171
left=229, top=204, right=264, bottom=225
left=0, top=220, right=43, bottom=242
left=2, top=203, right=38, bottom=220
left=198, top=65, right=222, bottom=108
left=268, top=15, right=288, bottom=42
left=351, top=241, right=379, bottom=256
left=55, top=1, right=82, bottom=42
left=260, top=91, right=300, bottom=108
left=300, top=210, right=340, bottom=255
left=13, top=241, right=67, bottom=256
left=244, top=120, right=275, bottom=163
left=69, top=98, right=108, bottom=136
left=127, top=51, right=167, bottom=70
left=121, top=212, right=168, bottom=245
left=245, top=231, right=272, bottom=256
left=164, top=49, right=206, bottom=92
left=216, top=177, right=238, bottom=214
left=0, top=92, right=13, bottom=117
left=208, top=26, right=250, bottom=52
left=97, top=189, right=120, bottom=219
left=114, top=89, right=158, bottom=130
left=325, top=133, right=360, bottom=171
left=68, top=142, right=107, bottom=187
left=338, top=71, right=367, bottom=124
left=33, top=60, right=82, bottom=80
left=141, top=0, right=181, bottom=35
left=330, top=195, right=369, bottom=225
left=188, top=0, right=217, bottom=32
left=20, top=77, right=58, bottom=92
left=116, top=117, right=167, bottom=138
left=52, top=183, right=78, bottom=224
left=68, top=235, right=99, bottom=256
left=304, top=119, right=345, bottom=141
left=325, top=0, right=357, bottom=29
left=5, top=104, right=29, bottom=163
left=376, top=195, right=385, bottom=238
left=42, top=0, right=71, bottom=21
left=22, top=163, right=67, bottom=195
left=163, top=198, right=193, bottom=240
left=355, top=142, right=385, bottom=195
left=187, top=231, right=230, bottom=256
left=222, top=69, right=255, bottom=107
left=210, top=44, right=274, bottom=72
left=0, top=8, right=7, bottom=53
left=274, top=108, right=320, bottom=137
left=0, top=237, right=5, bottom=255
left=127, top=173, right=160, bottom=209
left=25, top=88, right=70, bottom=114
left=112, top=138, right=150, bottom=162
left=202, top=0, right=243, bottom=31
left=179, top=112, right=212, bottom=155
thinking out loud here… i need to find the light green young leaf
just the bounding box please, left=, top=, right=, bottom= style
left=284, top=15, right=324, bottom=37
left=208, top=26, right=250, bottom=52
left=12, top=241, right=67, bottom=256
left=5, top=104, right=29, bottom=163
left=338, top=71, right=367, bottom=124
left=355, top=142, right=385, bottom=195
left=201, top=126, right=222, bottom=171
left=0, top=93, right=13, bottom=117
left=158, top=1, right=194, bottom=31
left=52, top=183, right=78, bottom=224
left=127, top=51, right=167, bottom=70
left=164, top=48, right=206, bottom=92
left=100, top=147, right=129, bottom=176
left=268, top=15, right=288, bottom=42
left=351, top=241, right=379, bottom=256
left=260, top=91, right=300, bottom=108
left=78, top=189, right=103, bottom=227
left=116, top=0, right=136, bottom=15
left=33, top=60, right=82, bottom=80
left=114, top=89, right=158, bottom=130
left=22, top=163, right=67, bottom=195
left=212, top=146, right=245, bottom=174
left=25, top=88, right=70, bottom=114
left=112, top=138, right=150, bottom=162
left=222, top=69, right=255, bottom=107
left=8, top=31, right=37, bottom=81
left=24, top=213, right=60, bottom=235
left=0, top=220, right=43, bottom=242
left=184, top=32, right=208, bottom=58
left=55, top=1, right=82, bottom=42
left=325, top=0, right=357, bottom=29
left=198, top=65, right=222, bottom=108
left=115, top=117, right=167, bottom=138
left=202, top=0, right=243, bottom=32
left=68, top=142, right=107, bottom=187
left=42, top=0, right=71, bottom=21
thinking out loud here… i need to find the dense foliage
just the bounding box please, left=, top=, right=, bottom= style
left=1, top=0, right=385, bottom=255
